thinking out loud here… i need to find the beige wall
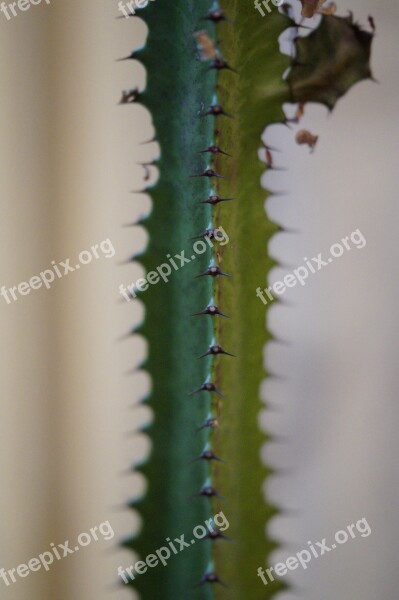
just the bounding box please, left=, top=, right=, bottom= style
left=0, top=2, right=147, bottom=599
left=0, top=1, right=397, bottom=599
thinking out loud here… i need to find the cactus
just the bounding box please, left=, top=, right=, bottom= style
left=119, top=1, right=374, bottom=598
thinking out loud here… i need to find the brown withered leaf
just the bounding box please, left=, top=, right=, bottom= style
left=295, top=129, right=319, bottom=150
left=300, top=0, right=321, bottom=18
left=301, top=0, right=337, bottom=19
left=194, top=30, right=217, bottom=61
left=265, top=147, right=273, bottom=167
left=295, top=102, right=305, bottom=121
left=317, top=2, right=337, bottom=15
left=288, top=15, right=374, bottom=109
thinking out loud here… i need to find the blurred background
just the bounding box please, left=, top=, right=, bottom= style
left=0, top=0, right=397, bottom=599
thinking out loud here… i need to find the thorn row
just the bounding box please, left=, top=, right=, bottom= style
left=192, top=10, right=235, bottom=590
